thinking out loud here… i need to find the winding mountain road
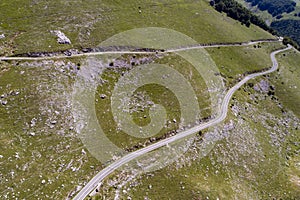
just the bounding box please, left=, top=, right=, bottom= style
left=0, top=39, right=292, bottom=199
left=72, top=44, right=292, bottom=200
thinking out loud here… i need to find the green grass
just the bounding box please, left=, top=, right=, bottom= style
left=0, top=0, right=297, bottom=199
left=287, top=156, right=300, bottom=192
left=0, top=61, right=101, bottom=199
left=0, top=0, right=274, bottom=55
left=206, top=42, right=284, bottom=86
left=93, top=43, right=300, bottom=200
left=111, top=56, right=300, bottom=199
left=94, top=53, right=210, bottom=150
left=126, top=155, right=235, bottom=200
left=273, top=49, right=300, bottom=117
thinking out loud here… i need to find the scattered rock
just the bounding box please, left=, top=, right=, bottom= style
left=30, top=118, right=37, bottom=127
left=0, top=33, right=5, bottom=39
left=254, top=79, right=269, bottom=93
left=223, top=120, right=235, bottom=132
left=231, top=105, right=239, bottom=116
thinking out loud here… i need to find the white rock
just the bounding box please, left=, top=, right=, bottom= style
left=81, top=149, right=86, bottom=155
left=76, top=185, right=82, bottom=191
left=30, top=118, right=37, bottom=127
left=29, top=132, right=35, bottom=136
left=0, top=34, right=5, bottom=39
left=51, top=30, right=71, bottom=44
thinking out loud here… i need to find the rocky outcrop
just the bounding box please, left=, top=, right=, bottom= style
left=51, top=30, right=71, bottom=44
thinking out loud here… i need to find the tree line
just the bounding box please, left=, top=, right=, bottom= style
left=271, top=19, right=300, bottom=50
left=210, top=0, right=300, bottom=50
left=210, top=0, right=276, bottom=34
left=245, top=0, right=296, bottom=17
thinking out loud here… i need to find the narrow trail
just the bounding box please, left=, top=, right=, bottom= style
left=0, top=40, right=279, bottom=61
left=72, top=44, right=292, bottom=200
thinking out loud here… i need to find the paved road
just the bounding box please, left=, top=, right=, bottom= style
left=0, top=40, right=278, bottom=61
left=72, top=45, right=292, bottom=200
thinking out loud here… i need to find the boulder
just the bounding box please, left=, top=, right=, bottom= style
left=51, top=30, right=71, bottom=44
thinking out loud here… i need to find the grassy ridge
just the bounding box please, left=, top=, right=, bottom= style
left=0, top=0, right=274, bottom=55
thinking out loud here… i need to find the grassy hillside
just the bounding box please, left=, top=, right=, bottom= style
left=0, top=0, right=274, bottom=55
left=0, top=59, right=101, bottom=199
left=275, top=48, right=300, bottom=117
left=0, top=0, right=298, bottom=200
left=96, top=45, right=300, bottom=200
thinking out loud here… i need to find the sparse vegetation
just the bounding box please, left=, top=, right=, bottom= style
left=0, top=0, right=299, bottom=200
left=92, top=42, right=300, bottom=200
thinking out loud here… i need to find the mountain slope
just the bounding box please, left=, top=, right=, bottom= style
left=0, top=0, right=299, bottom=200
left=0, top=0, right=274, bottom=55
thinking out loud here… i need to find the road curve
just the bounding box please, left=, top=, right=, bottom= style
left=73, top=45, right=292, bottom=200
